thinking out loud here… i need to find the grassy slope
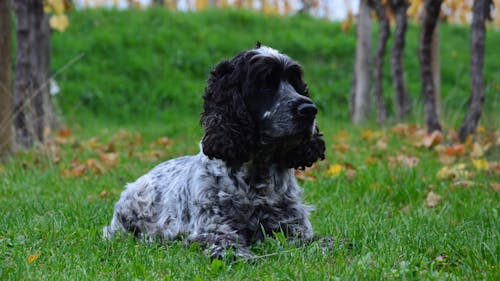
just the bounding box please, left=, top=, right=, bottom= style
left=1, top=9, right=499, bottom=280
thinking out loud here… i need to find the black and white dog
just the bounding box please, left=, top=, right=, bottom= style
left=104, top=44, right=326, bottom=259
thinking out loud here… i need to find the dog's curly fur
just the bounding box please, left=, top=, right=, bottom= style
left=103, top=44, right=325, bottom=259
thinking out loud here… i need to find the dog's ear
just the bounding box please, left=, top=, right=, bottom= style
left=280, top=126, right=325, bottom=169
left=200, top=56, right=256, bottom=167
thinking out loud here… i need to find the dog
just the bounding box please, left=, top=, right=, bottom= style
left=103, top=43, right=326, bottom=259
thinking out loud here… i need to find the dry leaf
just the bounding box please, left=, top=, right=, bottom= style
left=397, top=155, right=419, bottom=168
left=64, top=164, right=86, bottom=178
left=99, top=152, right=119, bottom=168
left=490, top=182, right=500, bottom=192
left=155, top=136, right=173, bottom=147
left=327, top=164, right=344, bottom=177
left=422, top=131, right=443, bottom=148
left=471, top=158, right=489, bottom=171
left=86, top=158, right=105, bottom=174
left=99, top=189, right=111, bottom=198
left=50, top=14, right=69, bottom=32
left=426, top=191, right=442, bottom=208
left=437, top=164, right=469, bottom=180
left=28, top=251, right=41, bottom=264
left=444, top=144, right=465, bottom=157
left=376, top=138, right=388, bottom=150
left=470, top=142, right=490, bottom=158
left=365, top=156, right=378, bottom=165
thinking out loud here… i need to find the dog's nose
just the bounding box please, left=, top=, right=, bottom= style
left=297, top=102, right=317, bottom=118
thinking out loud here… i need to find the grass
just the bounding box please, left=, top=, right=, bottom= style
left=1, top=8, right=499, bottom=280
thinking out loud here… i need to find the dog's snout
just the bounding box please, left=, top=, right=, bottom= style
left=297, top=102, right=317, bottom=118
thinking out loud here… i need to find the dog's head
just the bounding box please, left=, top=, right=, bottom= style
left=201, top=43, right=325, bottom=168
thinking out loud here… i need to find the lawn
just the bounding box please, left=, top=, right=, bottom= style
left=1, top=8, right=499, bottom=280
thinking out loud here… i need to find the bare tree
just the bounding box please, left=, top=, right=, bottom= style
left=419, top=0, right=443, bottom=133
left=371, top=0, right=389, bottom=123
left=459, top=0, right=494, bottom=141
left=350, top=0, right=372, bottom=124
left=389, top=0, right=411, bottom=119
left=0, top=0, right=13, bottom=157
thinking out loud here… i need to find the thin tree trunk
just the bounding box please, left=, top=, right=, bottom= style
left=389, top=0, right=411, bottom=119
left=419, top=0, right=443, bottom=133
left=31, top=0, right=46, bottom=141
left=372, top=0, right=389, bottom=123
left=350, top=0, right=372, bottom=124
left=432, top=27, right=441, bottom=117
left=459, top=0, right=493, bottom=141
left=0, top=0, right=13, bottom=157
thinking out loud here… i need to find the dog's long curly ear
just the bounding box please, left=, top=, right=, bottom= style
left=200, top=56, right=256, bottom=167
left=281, top=126, right=325, bottom=169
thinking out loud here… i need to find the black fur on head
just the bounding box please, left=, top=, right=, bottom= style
left=200, top=45, right=325, bottom=169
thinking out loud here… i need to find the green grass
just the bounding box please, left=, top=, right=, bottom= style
left=1, top=8, right=499, bottom=280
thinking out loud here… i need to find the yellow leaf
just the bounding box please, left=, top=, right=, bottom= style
left=436, top=164, right=469, bottom=180
left=361, top=130, right=374, bottom=141
left=28, top=251, right=41, bottom=264
left=0, top=164, right=4, bottom=173
left=47, top=0, right=65, bottom=14
left=471, top=158, right=489, bottom=171
left=50, top=14, right=69, bottom=32
left=327, top=164, right=343, bottom=177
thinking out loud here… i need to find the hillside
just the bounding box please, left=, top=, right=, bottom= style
left=51, top=8, right=500, bottom=128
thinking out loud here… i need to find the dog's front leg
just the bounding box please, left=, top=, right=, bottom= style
left=187, top=232, right=250, bottom=260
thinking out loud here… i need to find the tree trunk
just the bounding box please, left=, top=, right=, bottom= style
left=431, top=27, right=441, bottom=117
left=389, top=0, right=411, bottom=119
left=458, top=0, right=493, bottom=141
left=0, top=0, right=13, bottom=157
left=372, top=0, right=389, bottom=123
left=418, top=0, right=443, bottom=133
left=13, top=0, right=34, bottom=147
left=13, top=0, right=55, bottom=147
left=350, top=0, right=372, bottom=124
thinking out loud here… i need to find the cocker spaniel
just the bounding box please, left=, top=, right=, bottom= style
left=103, top=43, right=326, bottom=259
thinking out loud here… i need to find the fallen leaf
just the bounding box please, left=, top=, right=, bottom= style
left=155, top=136, right=173, bottom=147
left=50, top=14, right=69, bottom=32
left=86, top=158, right=105, bottom=174
left=437, top=164, right=469, bottom=180
left=376, top=138, right=387, bottom=150
left=471, top=158, right=489, bottom=171
left=426, top=191, right=442, bottom=208
left=99, top=152, right=119, bottom=168
left=444, top=144, right=465, bottom=157
left=490, top=182, right=500, bottom=192
left=28, top=251, right=41, bottom=264
left=335, top=130, right=351, bottom=142
left=470, top=142, right=490, bottom=158
left=61, top=164, right=86, bottom=178
left=435, top=255, right=447, bottom=262
left=365, top=156, right=378, bottom=165
left=397, top=155, right=419, bottom=168
left=422, top=131, right=443, bottom=148
left=99, top=189, right=110, bottom=198
left=327, top=164, right=344, bottom=177
left=333, top=143, right=350, bottom=153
